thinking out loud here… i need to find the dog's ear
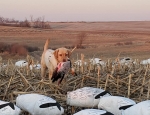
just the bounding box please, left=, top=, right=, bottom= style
left=53, top=49, right=59, bottom=59
left=67, top=50, right=71, bottom=58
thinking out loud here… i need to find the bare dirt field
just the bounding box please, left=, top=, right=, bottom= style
left=0, top=21, right=150, bottom=61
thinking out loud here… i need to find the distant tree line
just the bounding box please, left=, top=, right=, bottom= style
left=0, top=16, right=51, bottom=29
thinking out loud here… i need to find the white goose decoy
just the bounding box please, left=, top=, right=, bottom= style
left=98, top=96, right=136, bottom=115
left=119, top=57, right=133, bottom=65
left=15, top=60, right=28, bottom=67
left=15, top=60, right=41, bottom=70
left=90, top=58, right=105, bottom=66
left=33, top=64, right=41, bottom=70
left=16, top=93, right=64, bottom=115
left=140, top=58, right=150, bottom=65
left=74, top=60, right=87, bottom=66
left=140, top=59, right=148, bottom=65
left=113, top=57, right=133, bottom=66
left=122, top=100, right=150, bottom=115
left=0, top=63, right=7, bottom=72
left=67, top=87, right=111, bottom=108
left=0, top=100, right=21, bottom=115
left=73, top=109, right=114, bottom=115
left=30, top=64, right=41, bottom=70
left=148, top=59, right=150, bottom=64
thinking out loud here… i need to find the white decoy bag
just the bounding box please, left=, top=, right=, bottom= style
left=16, top=93, right=64, bottom=115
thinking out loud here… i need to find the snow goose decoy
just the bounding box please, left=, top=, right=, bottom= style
left=98, top=96, right=136, bottom=115
left=90, top=58, right=105, bottom=66
left=73, top=109, right=114, bottom=115
left=67, top=87, right=111, bottom=108
left=15, top=60, right=28, bottom=67
left=122, top=100, right=150, bottom=115
left=16, top=93, right=64, bottom=115
left=0, top=100, right=21, bottom=115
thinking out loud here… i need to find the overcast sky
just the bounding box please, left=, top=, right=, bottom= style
left=0, top=0, right=150, bottom=22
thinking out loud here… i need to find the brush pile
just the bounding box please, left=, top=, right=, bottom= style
left=0, top=55, right=150, bottom=115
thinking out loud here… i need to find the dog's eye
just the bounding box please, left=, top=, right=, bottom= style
left=59, top=54, right=62, bottom=56
left=65, top=54, right=68, bottom=56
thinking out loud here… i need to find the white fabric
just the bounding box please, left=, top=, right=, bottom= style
left=98, top=96, right=136, bottom=115
left=0, top=100, right=21, bottom=115
left=16, top=93, right=64, bottom=115
left=73, top=109, right=114, bottom=115
left=122, top=100, right=150, bottom=115
left=67, top=87, right=111, bottom=107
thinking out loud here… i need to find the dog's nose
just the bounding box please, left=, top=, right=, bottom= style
left=63, top=59, right=66, bottom=62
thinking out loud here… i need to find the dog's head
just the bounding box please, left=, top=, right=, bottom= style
left=53, top=48, right=71, bottom=63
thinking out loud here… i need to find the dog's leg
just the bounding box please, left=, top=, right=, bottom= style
left=41, top=66, right=46, bottom=81
left=48, top=71, right=53, bottom=83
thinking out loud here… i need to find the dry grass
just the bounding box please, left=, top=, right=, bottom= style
left=0, top=56, right=150, bottom=115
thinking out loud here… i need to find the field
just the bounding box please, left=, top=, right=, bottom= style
left=0, top=21, right=150, bottom=61
left=0, top=21, right=150, bottom=115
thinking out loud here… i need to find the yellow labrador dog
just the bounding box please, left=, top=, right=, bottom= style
left=41, top=39, right=71, bottom=81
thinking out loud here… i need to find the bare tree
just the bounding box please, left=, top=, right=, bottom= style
left=32, top=16, right=51, bottom=29
left=19, top=18, right=30, bottom=27
left=76, top=32, right=86, bottom=48
left=30, top=15, right=33, bottom=22
left=0, top=16, right=4, bottom=24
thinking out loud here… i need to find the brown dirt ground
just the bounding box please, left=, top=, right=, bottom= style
left=0, top=21, right=150, bottom=62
